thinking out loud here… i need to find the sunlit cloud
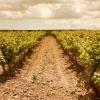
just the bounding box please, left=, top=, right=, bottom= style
left=0, top=0, right=100, bottom=19
left=0, top=0, right=100, bottom=29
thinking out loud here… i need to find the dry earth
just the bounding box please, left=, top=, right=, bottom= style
left=0, top=36, right=95, bottom=100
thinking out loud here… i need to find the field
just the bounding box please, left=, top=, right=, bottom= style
left=0, top=30, right=100, bottom=99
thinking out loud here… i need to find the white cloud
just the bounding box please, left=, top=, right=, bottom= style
left=0, top=0, right=100, bottom=19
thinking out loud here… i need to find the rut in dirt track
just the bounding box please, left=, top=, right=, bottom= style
left=0, top=35, right=94, bottom=100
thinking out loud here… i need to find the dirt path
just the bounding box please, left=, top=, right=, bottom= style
left=0, top=36, right=94, bottom=100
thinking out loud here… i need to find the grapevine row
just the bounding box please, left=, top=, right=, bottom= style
left=51, top=30, right=100, bottom=86
left=0, top=30, right=46, bottom=75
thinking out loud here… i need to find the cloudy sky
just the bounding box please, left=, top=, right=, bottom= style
left=0, top=0, right=100, bottom=29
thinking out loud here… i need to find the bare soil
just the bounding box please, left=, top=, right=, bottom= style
left=0, top=36, right=95, bottom=100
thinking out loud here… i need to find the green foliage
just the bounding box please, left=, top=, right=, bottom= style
left=91, top=72, right=100, bottom=85
left=0, top=30, right=46, bottom=75
left=51, top=30, right=100, bottom=86
left=52, top=30, right=100, bottom=68
left=0, top=49, right=6, bottom=64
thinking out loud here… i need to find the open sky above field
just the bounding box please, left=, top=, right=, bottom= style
left=0, top=0, right=100, bottom=30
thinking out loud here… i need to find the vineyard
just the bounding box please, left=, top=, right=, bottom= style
left=0, top=31, right=46, bottom=75
left=52, top=31, right=100, bottom=89
left=51, top=30, right=100, bottom=94
left=0, top=30, right=100, bottom=99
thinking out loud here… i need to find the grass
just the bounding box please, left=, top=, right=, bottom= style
left=76, top=72, right=84, bottom=87
left=32, top=73, right=37, bottom=81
